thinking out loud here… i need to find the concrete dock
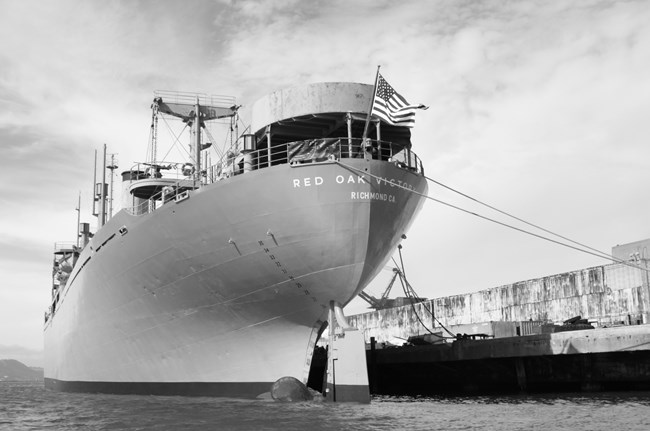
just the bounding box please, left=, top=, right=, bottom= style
left=308, top=239, right=650, bottom=395
left=308, top=325, right=650, bottom=395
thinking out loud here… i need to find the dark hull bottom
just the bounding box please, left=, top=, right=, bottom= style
left=44, top=378, right=274, bottom=398
left=327, top=384, right=371, bottom=403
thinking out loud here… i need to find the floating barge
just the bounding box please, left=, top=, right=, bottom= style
left=366, top=325, right=650, bottom=395
left=308, top=324, right=650, bottom=395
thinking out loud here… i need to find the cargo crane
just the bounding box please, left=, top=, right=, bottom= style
left=358, top=267, right=402, bottom=310
left=359, top=261, right=430, bottom=311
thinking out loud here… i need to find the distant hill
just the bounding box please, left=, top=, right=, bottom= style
left=0, top=359, right=44, bottom=381
left=0, top=345, right=43, bottom=368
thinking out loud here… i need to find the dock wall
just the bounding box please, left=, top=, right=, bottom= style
left=348, top=262, right=650, bottom=343
left=307, top=325, right=650, bottom=395
left=366, top=326, right=650, bottom=395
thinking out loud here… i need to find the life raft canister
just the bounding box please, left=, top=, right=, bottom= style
left=182, top=163, right=195, bottom=176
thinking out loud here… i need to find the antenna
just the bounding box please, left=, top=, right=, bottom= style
left=150, top=100, right=159, bottom=164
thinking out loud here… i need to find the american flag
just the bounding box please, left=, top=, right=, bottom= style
left=371, top=73, right=427, bottom=128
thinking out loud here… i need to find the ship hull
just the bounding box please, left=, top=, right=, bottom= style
left=44, top=158, right=427, bottom=397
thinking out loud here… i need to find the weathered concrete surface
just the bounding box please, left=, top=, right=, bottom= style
left=349, top=262, right=650, bottom=343
left=612, top=238, right=649, bottom=261
left=338, top=253, right=650, bottom=396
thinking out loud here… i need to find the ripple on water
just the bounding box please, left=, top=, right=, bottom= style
left=2, top=382, right=650, bottom=431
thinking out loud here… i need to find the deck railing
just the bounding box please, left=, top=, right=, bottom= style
left=123, top=137, right=423, bottom=215
left=54, top=242, right=78, bottom=253
left=207, top=137, right=424, bottom=181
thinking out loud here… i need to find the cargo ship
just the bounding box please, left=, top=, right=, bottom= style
left=45, top=81, right=428, bottom=397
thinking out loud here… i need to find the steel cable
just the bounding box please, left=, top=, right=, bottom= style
left=335, top=161, right=649, bottom=274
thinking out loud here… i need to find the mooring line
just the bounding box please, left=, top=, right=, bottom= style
left=391, top=256, right=457, bottom=339
left=422, top=173, right=623, bottom=267
left=335, top=160, right=649, bottom=274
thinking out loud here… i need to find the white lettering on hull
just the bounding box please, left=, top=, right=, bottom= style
left=291, top=174, right=415, bottom=204
left=292, top=175, right=414, bottom=190
left=350, top=192, right=396, bottom=203
left=293, top=177, right=324, bottom=187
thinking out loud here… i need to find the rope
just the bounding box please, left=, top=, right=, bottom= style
left=335, top=160, right=649, bottom=274
left=159, top=116, right=191, bottom=162
left=424, top=174, right=619, bottom=264
left=203, top=126, right=225, bottom=161
left=392, top=255, right=456, bottom=339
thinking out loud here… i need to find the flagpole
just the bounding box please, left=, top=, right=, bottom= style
left=362, top=65, right=381, bottom=141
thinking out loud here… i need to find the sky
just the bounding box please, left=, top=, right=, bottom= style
left=1, top=0, right=649, bottom=367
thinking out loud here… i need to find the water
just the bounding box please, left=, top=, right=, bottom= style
left=2, top=382, right=650, bottom=431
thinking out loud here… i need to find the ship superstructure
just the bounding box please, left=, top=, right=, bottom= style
left=45, top=82, right=428, bottom=397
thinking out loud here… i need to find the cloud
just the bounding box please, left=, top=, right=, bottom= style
left=1, top=0, right=650, bottom=351
left=352, top=0, right=650, bottom=304
left=210, top=0, right=442, bottom=100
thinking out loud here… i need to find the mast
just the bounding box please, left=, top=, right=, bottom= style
left=92, top=149, right=97, bottom=220
left=151, top=91, right=237, bottom=183
left=194, top=97, right=201, bottom=183
left=75, top=192, right=81, bottom=248
left=150, top=101, right=158, bottom=164
left=106, top=153, right=118, bottom=220
left=100, top=144, right=107, bottom=227
left=362, top=65, right=381, bottom=141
